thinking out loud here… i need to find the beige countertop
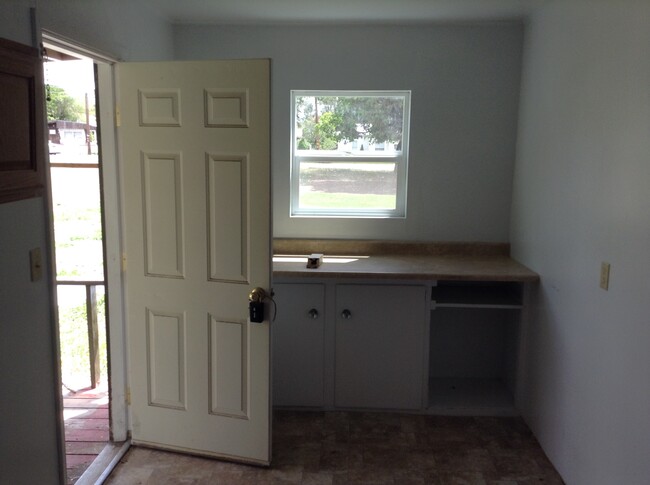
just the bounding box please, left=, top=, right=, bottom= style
left=273, top=239, right=539, bottom=282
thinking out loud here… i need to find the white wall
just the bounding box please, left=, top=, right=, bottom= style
left=174, top=23, right=524, bottom=242
left=36, top=0, right=174, bottom=60
left=0, top=2, right=174, bottom=483
left=511, top=2, right=650, bottom=484
left=0, top=1, right=34, bottom=45
left=0, top=200, right=61, bottom=485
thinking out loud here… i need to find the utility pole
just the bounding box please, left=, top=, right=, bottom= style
left=314, top=96, right=320, bottom=149
left=85, top=92, right=91, bottom=155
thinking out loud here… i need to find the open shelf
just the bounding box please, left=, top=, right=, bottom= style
left=428, top=304, right=520, bottom=415
left=427, top=378, right=516, bottom=416
left=431, top=281, right=523, bottom=309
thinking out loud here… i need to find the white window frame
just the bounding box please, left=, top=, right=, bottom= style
left=290, top=90, right=411, bottom=218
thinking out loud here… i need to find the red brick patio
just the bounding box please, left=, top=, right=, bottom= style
left=63, top=384, right=109, bottom=484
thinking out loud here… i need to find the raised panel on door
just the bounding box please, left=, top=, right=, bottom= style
left=335, top=284, right=426, bottom=410
left=207, top=153, right=248, bottom=283
left=272, top=283, right=325, bottom=407
left=146, top=309, right=186, bottom=410
left=141, top=152, right=184, bottom=278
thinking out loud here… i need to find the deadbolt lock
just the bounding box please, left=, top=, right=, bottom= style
left=248, top=287, right=268, bottom=323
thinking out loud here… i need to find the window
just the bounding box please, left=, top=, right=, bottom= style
left=291, top=90, right=411, bottom=218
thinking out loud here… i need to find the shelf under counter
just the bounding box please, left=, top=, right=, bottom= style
left=427, top=378, right=516, bottom=416
left=431, top=280, right=524, bottom=309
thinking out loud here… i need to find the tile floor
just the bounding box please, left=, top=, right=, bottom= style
left=105, top=411, right=564, bottom=484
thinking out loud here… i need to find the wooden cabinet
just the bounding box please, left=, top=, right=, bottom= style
left=334, top=284, right=426, bottom=410
left=272, top=283, right=325, bottom=407
left=0, top=38, right=46, bottom=204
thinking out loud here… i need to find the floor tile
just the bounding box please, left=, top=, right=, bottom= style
left=104, top=412, right=565, bottom=485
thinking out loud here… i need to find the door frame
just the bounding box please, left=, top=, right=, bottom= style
left=41, top=30, right=129, bottom=443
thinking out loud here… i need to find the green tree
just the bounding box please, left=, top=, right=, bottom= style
left=296, top=95, right=404, bottom=150
left=47, top=85, right=84, bottom=122
left=302, top=110, right=342, bottom=150
left=330, top=97, right=404, bottom=146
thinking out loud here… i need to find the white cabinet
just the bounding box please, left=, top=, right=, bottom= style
left=272, top=278, right=527, bottom=415
left=334, top=284, right=426, bottom=410
left=272, top=281, right=427, bottom=410
left=272, top=283, right=325, bottom=407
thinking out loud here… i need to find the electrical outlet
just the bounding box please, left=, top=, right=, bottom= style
left=600, top=262, right=610, bottom=290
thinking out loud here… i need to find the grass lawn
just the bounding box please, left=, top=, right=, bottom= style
left=51, top=162, right=108, bottom=389
left=57, top=286, right=107, bottom=389
left=298, top=165, right=398, bottom=210
left=300, top=191, right=396, bottom=210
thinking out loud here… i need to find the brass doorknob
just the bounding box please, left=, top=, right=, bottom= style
left=248, top=287, right=267, bottom=302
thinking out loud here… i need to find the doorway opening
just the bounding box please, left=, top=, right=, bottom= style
left=41, top=35, right=134, bottom=483
left=44, top=45, right=109, bottom=484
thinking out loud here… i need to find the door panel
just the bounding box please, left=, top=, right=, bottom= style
left=118, top=60, right=270, bottom=464
left=146, top=309, right=186, bottom=410
left=207, top=154, right=248, bottom=283
left=142, top=152, right=184, bottom=277
left=209, top=317, right=247, bottom=418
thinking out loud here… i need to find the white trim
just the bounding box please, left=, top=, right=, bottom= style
left=290, top=90, right=410, bottom=218
left=42, top=29, right=119, bottom=64
left=296, top=155, right=403, bottom=163
left=96, top=62, right=129, bottom=442
left=42, top=31, right=129, bottom=443
left=292, top=89, right=410, bottom=99
left=76, top=440, right=131, bottom=485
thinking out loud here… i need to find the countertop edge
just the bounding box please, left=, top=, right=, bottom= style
left=272, top=253, right=540, bottom=283
left=273, top=269, right=540, bottom=282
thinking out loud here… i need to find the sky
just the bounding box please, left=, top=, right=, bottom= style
left=45, top=58, right=95, bottom=100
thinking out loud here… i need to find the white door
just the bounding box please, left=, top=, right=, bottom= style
left=117, top=60, right=271, bottom=464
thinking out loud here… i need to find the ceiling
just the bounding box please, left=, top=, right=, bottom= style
left=150, top=0, right=549, bottom=25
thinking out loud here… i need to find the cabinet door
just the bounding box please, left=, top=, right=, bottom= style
left=0, top=38, right=46, bottom=203
left=335, top=285, right=426, bottom=410
left=272, top=283, right=325, bottom=407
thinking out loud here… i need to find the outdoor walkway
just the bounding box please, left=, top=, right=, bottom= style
left=63, top=383, right=109, bottom=484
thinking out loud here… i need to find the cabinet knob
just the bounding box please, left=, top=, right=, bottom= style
left=308, top=308, right=319, bottom=319
left=341, top=309, right=352, bottom=319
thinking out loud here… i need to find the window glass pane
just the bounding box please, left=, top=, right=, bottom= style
left=298, top=160, right=397, bottom=211
left=295, top=95, right=405, bottom=155
left=291, top=90, right=409, bottom=217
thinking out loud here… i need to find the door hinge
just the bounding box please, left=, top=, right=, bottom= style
left=126, top=387, right=131, bottom=405
left=115, top=105, right=121, bottom=127
left=121, top=253, right=127, bottom=273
